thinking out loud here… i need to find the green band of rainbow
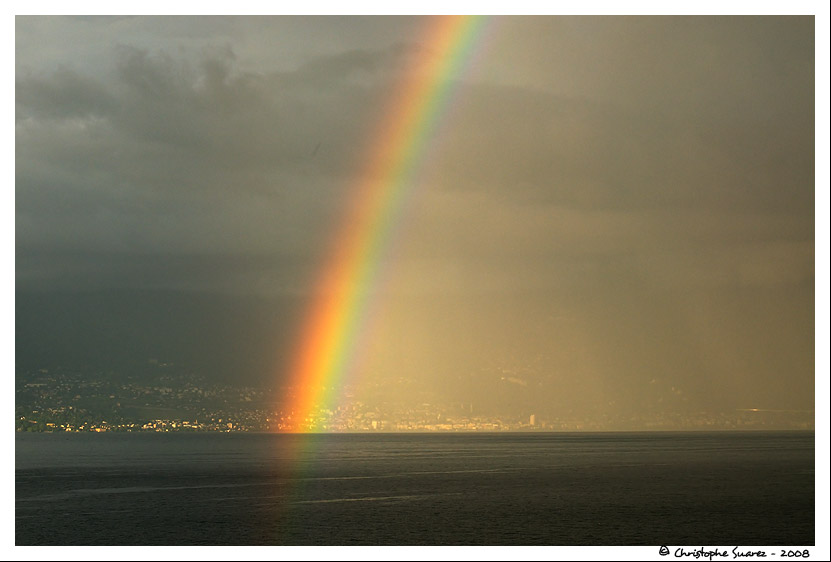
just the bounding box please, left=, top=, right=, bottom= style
left=284, top=15, right=489, bottom=431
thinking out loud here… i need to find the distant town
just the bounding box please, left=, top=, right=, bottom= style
left=16, top=367, right=814, bottom=433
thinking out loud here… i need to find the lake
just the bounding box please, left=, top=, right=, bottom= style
left=15, top=431, right=815, bottom=546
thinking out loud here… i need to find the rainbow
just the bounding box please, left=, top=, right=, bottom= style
left=283, top=15, right=490, bottom=432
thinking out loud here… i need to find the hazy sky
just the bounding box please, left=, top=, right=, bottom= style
left=14, top=15, right=823, bottom=419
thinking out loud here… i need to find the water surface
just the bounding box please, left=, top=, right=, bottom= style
left=15, top=431, right=815, bottom=545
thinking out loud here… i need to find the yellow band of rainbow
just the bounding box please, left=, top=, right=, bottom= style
left=284, top=15, right=490, bottom=431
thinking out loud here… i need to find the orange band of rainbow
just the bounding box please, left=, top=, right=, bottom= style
left=283, top=15, right=489, bottom=431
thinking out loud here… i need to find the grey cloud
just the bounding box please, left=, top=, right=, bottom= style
left=16, top=67, right=114, bottom=120
left=289, top=42, right=421, bottom=87
left=16, top=32, right=814, bottom=300
left=15, top=250, right=314, bottom=296
left=14, top=16, right=817, bottom=418
left=483, top=17, right=814, bottom=122
left=425, top=82, right=813, bottom=215
left=16, top=43, right=416, bottom=270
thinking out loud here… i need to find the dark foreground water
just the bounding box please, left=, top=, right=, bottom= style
left=16, top=431, right=814, bottom=546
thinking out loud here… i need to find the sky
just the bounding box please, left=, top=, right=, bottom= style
left=14, top=14, right=826, bottom=421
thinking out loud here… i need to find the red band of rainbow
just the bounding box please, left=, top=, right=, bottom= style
left=283, top=15, right=490, bottom=431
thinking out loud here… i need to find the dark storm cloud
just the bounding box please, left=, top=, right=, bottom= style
left=15, top=16, right=818, bottom=416
left=16, top=16, right=814, bottom=297
left=17, top=41, right=393, bottom=184
left=15, top=67, right=115, bottom=120
left=16, top=40, right=425, bottom=291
